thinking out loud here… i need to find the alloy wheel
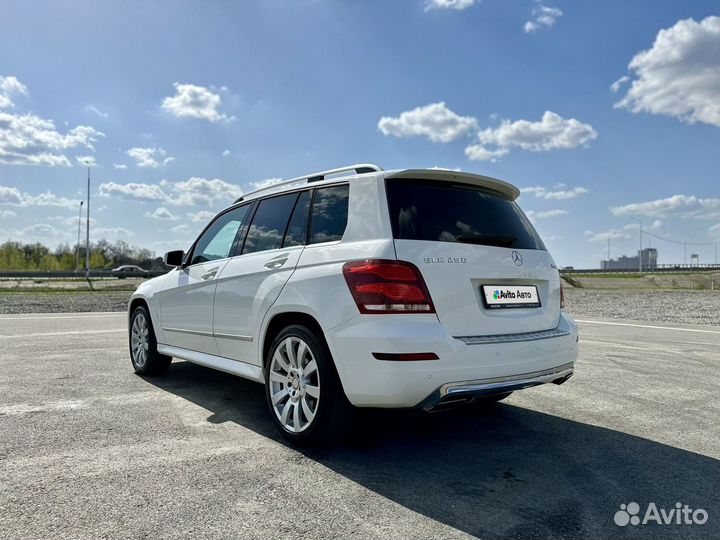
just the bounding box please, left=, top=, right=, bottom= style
left=268, top=336, right=320, bottom=433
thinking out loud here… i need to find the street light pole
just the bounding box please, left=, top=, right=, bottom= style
left=85, top=167, right=90, bottom=279
left=75, top=201, right=83, bottom=270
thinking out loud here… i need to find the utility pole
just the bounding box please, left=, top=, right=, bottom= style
left=684, top=242, right=687, bottom=266
left=639, top=221, right=643, bottom=273
left=75, top=201, right=84, bottom=270
left=607, top=237, right=610, bottom=262
left=85, top=167, right=90, bottom=279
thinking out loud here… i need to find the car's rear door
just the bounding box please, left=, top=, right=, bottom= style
left=385, top=176, right=561, bottom=337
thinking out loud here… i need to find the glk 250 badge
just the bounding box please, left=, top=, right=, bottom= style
left=424, top=257, right=467, bottom=264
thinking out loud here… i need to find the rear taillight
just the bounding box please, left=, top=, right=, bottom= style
left=560, top=283, right=565, bottom=309
left=342, top=259, right=435, bottom=314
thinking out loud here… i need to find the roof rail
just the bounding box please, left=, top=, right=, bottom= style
left=235, top=163, right=382, bottom=203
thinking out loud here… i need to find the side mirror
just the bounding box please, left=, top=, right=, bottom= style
left=164, top=250, right=185, bottom=267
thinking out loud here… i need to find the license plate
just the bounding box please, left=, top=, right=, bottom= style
left=481, top=285, right=541, bottom=309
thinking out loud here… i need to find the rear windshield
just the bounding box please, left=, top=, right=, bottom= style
left=385, top=179, right=546, bottom=250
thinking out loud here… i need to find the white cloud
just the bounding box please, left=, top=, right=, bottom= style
left=0, top=75, right=28, bottom=109
left=623, top=220, right=663, bottom=231
left=710, top=223, right=720, bottom=236
left=526, top=209, right=568, bottom=221
left=521, top=185, right=589, bottom=200
left=614, top=16, right=720, bottom=127
left=611, top=194, right=720, bottom=220
left=170, top=177, right=242, bottom=206
left=0, top=111, right=104, bottom=166
left=524, top=3, right=563, bottom=33
left=127, top=147, right=174, bottom=168
left=247, top=177, right=283, bottom=191
left=98, top=177, right=242, bottom=207
left=75, top=155, right=97, bottom=167
left=48, top=215, right=96, bottom=227
left=424, top=0, right=478, bottom=11
left=97, top=182, right=170, bottom=203
left=378, top=102, right=478, bottom=143
left=187, top=210, right=216, bottom=223
left=465, top=111, right=597, bottom=161
left=84, top=105, right=109, bottom=119
left=161, top=83, right=236, bottom=124
left=610, top=76, right=630, bottom=94
left=113, top=163, right=127, bottom=169
left=0, top=209, right=16, bottom=219
left=0, top=184, right=79, bottom=210
left=222, top=149, right=231, bottom=157
left=169, top=224, right=191, bottom=235
left=0, top=185, right=22, bottom=205
left=94, top=227, right=134, bottom=239
left=0, top=76, right=103, bottom=166
left=584, top=229, right=632, bottom=243
left=145, top=207, right=178, bottom=220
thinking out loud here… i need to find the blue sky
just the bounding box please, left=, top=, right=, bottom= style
left=1, top=0, right=719, bottom=268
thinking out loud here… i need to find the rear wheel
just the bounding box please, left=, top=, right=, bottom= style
left=265, top=324, right=350, bottom=445
left=129, top=305, right=171, bottom=376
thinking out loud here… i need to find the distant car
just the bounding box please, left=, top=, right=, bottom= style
left=112, top=265, right=149, bottom=279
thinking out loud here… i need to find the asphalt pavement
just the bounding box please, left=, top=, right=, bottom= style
left=1, top=312, right=718, bottom=539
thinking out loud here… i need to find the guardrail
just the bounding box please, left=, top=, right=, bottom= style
left=561, top=266, right=720, bottom=275
left=0, top=270, right=169, bottom=279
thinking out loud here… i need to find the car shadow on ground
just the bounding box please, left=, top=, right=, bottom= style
left=146, top=360, right=720, bottom=540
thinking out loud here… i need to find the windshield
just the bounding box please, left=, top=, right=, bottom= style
left=385, top=179, right=546, bottom=250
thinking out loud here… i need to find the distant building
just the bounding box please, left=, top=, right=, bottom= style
left=601, top=248, right=658, bottom=270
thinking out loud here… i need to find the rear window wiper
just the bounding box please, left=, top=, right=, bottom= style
left=455, top=234, right=519, bottom=247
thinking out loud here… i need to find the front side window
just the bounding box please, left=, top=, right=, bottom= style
left=190, top=205, right=251, bottom=265
left=308, top=185, right=349, bottom=244
left=243, top=193, right=299, bottom=254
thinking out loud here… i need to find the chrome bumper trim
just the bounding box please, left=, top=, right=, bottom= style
left=455, top=327, right=570, bottom=345
left=417, top=362, right=574, bottom=410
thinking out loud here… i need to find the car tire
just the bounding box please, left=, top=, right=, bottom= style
left=264, top=324, right=351, bottom=445
left=129, top=305, right=171, bottom=376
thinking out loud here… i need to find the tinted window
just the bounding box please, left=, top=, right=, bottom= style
left=190, top=205, right=252, bottom=265
left=243, top=193, right=299, bottom=254
left=283, top=190, right=310, bottom=247
left=308, top=185, right=349, bottom=244
left=385, top=179, right=546, bottom=250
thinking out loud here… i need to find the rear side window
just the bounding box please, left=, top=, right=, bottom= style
left=309, top=185, right=349, bottom=244
left=385, top=179, right=546, bottom=250
left=243, top=193, right=299, bottom=254
left=283, top=190, right=310, bottom=247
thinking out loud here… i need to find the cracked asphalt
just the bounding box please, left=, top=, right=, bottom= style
left=1, top=312, right=718, bottom=539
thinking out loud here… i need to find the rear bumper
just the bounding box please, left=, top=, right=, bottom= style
left=416, top=361, right=574, bottom=410
left=324, top=312, right=578, bottom=408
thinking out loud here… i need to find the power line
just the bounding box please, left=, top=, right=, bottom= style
left=641, top=230, right=718, bottom=247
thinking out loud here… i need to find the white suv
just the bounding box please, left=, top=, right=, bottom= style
left=128, top=164, right=578, bottom=444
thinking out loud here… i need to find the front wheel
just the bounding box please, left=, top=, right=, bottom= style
left=264, top=324, right=350, bottom=445
left=129, top=305, right=171, bottom=376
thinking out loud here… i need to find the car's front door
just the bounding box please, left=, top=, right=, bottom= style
left=160, top=204, right=253, bottom=354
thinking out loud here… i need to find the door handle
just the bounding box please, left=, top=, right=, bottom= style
left=264, top=254, right=289, bottom=269
left=201, top=267, right=219, bottom=280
